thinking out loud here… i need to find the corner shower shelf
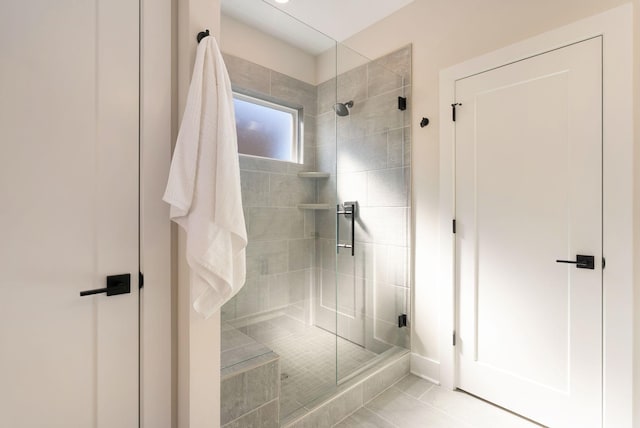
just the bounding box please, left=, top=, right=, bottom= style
left=297, top=203, right=331, bottom=210
left=297, top=172, right=330, bottom=178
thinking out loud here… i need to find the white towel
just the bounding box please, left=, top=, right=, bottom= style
left=163, top=35, right=247, bottom=319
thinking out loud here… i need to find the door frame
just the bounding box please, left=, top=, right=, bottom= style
left=140, top=0, right=173, bottom=426
left=438, top=4, right=633, bottom=427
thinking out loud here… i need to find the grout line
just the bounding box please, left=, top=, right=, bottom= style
left=221, top=397, right=279, bottom=427
left=415, top=382, right=435, bottom=401
left=362, top=404, right=402, bottom=428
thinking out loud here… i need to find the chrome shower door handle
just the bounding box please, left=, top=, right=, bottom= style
left=336, top=202, right=356, bottom=256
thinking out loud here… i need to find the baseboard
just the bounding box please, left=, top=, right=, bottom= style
left=410, top=353, right=440, bottom=385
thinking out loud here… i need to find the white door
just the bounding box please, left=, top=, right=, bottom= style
left=0, top=1, right=139, bottom=427
left=455, top=37, right=602, bottom=428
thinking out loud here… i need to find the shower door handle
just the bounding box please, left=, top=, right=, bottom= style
left=336, top=202, right=355, bottom=256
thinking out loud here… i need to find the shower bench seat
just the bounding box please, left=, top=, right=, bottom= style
left=221, top=323, right=281, bottom=427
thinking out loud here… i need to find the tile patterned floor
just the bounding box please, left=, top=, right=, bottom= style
left=335, top=374, right=544, bottom=428
left=238, top=315, right=379, bottom=419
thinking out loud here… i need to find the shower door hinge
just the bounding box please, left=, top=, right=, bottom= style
left=452, top=103, right=462, bottom=121
left=452, top=219, right=456, bottom=234
left=398, top=314, right=408, bottom=328
left=453, top=331, right=456, bottom=346
left=139, top=271, right=144, bottom=289
left=398, top=96, right=407, bottom=111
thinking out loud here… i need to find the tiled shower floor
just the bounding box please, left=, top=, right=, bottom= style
left=236, top=315, right=378, bottom=418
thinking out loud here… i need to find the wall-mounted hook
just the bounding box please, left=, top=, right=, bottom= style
left=197, top=29, right=210, bottom=44
left=420, top=117, right=430, bottom=128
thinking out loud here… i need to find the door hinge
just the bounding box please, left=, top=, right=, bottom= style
left=398, top=96, right=407, bottom=111
left=602, top=257, right=606, bottom=269
left=398, top=314, right=408, bottom=328
left=452, top=219, right=456, bottom=234
left=451, top=103, right=462, bottom=121
left=453, top=331, right=456, bottom=346
left=139, top=271, right=144, bottom=289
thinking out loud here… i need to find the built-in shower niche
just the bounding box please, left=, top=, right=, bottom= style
left=219, top=6, right=411, bottom=424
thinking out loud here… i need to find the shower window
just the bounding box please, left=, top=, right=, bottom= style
left=233, top=92, right=302, bottom=163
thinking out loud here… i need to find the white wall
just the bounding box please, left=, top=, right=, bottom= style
left=221, top=14, right=318, bottom=85
left=339, top=0, right=634, bottom=374
left=633, top=1, right=640, bottom=425
left=140, top=0, right=173, bottom=426
left=176, top=1, right=221, bottom=428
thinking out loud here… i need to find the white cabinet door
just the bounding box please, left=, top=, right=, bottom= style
left=455, top=37, right=602, bottom=428
left=0, top=1, right=139, bottom=427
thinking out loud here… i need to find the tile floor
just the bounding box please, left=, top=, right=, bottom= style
left=335, top=374, right=544, bottom=428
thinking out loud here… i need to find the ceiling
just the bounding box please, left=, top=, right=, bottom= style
left=221, top=0, right=414, bottom=55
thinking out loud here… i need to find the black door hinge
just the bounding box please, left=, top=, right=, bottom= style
left=602, top=257, right=606, bottom=269
left=398, top=96, right=407, bottom=111
left=451, top=103, right=462, bottom=121
left=398, top=314, right=408, bottom=328
left=139, top=271, right=144, bottom=289
left=453, top=219, right=456, bottom=234
left=453, top=331, right=456, bottom=346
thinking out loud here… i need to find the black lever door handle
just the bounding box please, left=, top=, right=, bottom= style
left=80, top=273, right=131, bottom=297
left=555, top=255, right=594, bottom=270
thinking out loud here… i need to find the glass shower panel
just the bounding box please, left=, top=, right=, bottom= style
left=219, top=0, right=339, bottom=421
left=218, top=1, right=412, bottom=423
left=334, top=43, right=412, bottom=382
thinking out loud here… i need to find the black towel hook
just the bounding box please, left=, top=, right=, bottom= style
left=197, top=29, right=210, bottom=44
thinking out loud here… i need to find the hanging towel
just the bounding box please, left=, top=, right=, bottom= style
left=163, top=35, right=247, bottom=319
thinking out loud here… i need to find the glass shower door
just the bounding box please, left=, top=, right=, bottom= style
left=316, top=43, right=412, bottom=381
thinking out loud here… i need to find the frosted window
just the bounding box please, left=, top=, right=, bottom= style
left=233, top=93, right=301, bottom=163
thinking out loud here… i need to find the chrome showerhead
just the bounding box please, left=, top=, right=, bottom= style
left=334, top=100, right=354, bottom=117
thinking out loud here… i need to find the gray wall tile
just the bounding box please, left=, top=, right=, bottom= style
left=269, top=174, right=316, bottom=207
left=224, top=53, right=271, bottom=94
left=240, top=155, right=288, bottom=173
left=355, top=207, right=408, bottom=247
left=367, top=167, right=410, bottom=207
left=240, top=170, right=270, bottom=207
left=289, top=239, right=315, bottom=271
left=268, top=272, right=291, bottom=308
left=337, top=65, right=368, bottom=104
left=367, top=61, right=404, bottom=98
left=367, top=45, right=412, bottom=86
left=337, top=172, right=367, bottom=207
left=317, top=78, right=337, bottom=115
left=338, top=133, right=387, bottom=172
left=246, top=207, right=304, bottom=241
left=271, top=71, right=317, bottom=115
left=316, top=112, right=337, bottom=147
left=246, top=240, right=288, bottom=277
left=387, top=127, right=411, bottom=168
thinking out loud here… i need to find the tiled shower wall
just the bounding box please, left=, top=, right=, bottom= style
left=221, top=53, right=319, bottom=323
left=222, top=47, right=412, bottom=353
left=315, top=46, right=412, bottom=352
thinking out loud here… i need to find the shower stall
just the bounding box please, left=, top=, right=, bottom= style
left=219, top=2, right=411, bottom=425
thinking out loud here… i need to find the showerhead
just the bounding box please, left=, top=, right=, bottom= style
left=334, top=100, right=354, bottom=117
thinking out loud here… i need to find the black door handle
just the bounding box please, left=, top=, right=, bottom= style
left=80, top=273, right=131, bottom=297
left=555, top=255, right=594, bottom=270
